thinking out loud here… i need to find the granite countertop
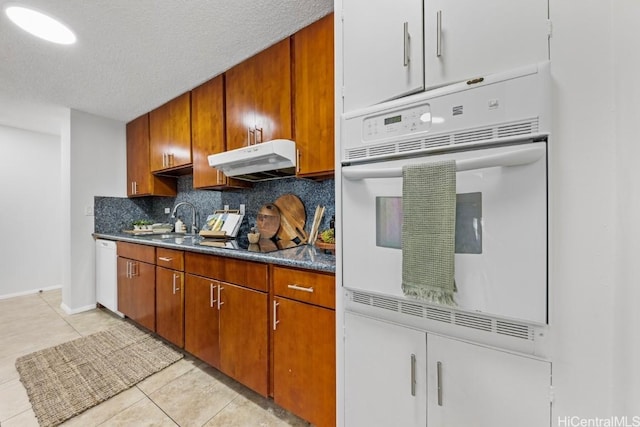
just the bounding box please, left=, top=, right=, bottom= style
left=93, top=232, right=335, bottom=273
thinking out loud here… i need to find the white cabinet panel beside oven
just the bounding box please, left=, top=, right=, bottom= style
left=342, top=142, right=547, bottom=324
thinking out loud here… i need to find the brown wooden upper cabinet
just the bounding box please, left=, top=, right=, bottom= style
left=126, top=114, right=177, bottom=197
left=191, top=75, right=251, bottom=190
left=149, top=92, right=192, bottom=173
left=293, top=13, right=335, bottom=177
left=225, top=38, right=292, bottom=150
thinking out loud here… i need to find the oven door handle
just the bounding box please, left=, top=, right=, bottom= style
left=342, top=145, right=545, bottom=180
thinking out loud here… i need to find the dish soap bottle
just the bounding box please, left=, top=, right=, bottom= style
left=175, top=218, right=185, bottom=233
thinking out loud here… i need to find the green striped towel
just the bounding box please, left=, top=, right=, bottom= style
left=402, top=160, right=456, bottom=306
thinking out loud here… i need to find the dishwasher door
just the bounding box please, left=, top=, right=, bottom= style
left=95, top=239, right=123, bottom=316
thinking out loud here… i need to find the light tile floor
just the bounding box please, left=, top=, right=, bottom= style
left=0, top=289, right=310, bottom=427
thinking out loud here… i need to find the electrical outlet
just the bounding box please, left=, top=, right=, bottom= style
left=84, top=206, right=94, bottom=216
left=240, top=204, right=245, bottom=215
left=164, top=207, right=171, bottom=214
left=224, top=204, right=229, bottom=211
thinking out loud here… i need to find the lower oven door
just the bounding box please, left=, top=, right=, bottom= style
left=341, top=142, right=547, bottom=324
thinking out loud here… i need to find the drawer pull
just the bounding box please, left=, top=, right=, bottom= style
left=158, top=257, right=173, bottom=262
left=287, top=284, right=314, bottom=293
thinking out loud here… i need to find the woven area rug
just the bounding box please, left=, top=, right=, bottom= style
left=15, top=321, right=183, bottom=427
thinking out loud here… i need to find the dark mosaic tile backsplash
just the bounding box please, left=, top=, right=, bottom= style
left=95, top=175, right=335, bottom=237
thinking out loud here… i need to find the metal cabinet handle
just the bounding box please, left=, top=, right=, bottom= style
left=158, top=257, right=173, bottom=262
left=130, top=261, right=138, bottom=277
left=273, top=300, right=280, bottom=330
left=437, top=361, right=443, bottom=406
left=255, top=126, right=263, bottom=144
left=217, top=285, right=224, bottom=310
left=169, top=153, right=174, bottom=167
left=403, top=22, right=410, bottom=66
left=410, top=354, right=416, bottom=396
left=126, top=261, right=130, bottom=278
left=436, top=11, right=442, bottom=58
left=172, top=274, right=180, bottom=294
left=287, top=284, right=314, bottom=293
left=210, top=283, right=217, bottom=308
left=133, top=181, right=138, bottom=195
left=296, top=149, right=301, bottom=173
left=162, top=153, right=167, bottom=168
left=247, top=128, right=255, bottom=146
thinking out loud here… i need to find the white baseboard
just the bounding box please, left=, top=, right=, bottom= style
left=0, top=285, right=62, bottom=300
left=60, top=302, right=97, bottom=315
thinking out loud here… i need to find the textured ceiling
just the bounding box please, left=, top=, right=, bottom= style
left=0, top=0, right=334, bottom=135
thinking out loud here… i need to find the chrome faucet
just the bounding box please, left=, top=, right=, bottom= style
left=171, top=202, right=198, bottom=234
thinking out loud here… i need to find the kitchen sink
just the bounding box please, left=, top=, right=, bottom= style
left=142, top=233, right=199, bottom=244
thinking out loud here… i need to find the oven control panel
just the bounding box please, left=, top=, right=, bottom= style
left=362, top=103, right=432, bottom=141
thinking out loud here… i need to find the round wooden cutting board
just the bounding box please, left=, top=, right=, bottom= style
left=273, top=194, right=307, bottom=242
left=256, top=203, right=281, bottom=239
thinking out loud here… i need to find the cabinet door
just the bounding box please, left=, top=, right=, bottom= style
left=156, top=267, right=184, bottom=347
left=424, top=0, right=549, bottom=88
left=254, top=38, right=292, bottom=144
left=225, top=55, right=259, bottom=150
left=218, top=282, right=268, bottom=396
left=225, top=39, right=292, bottom=150
left=293, top=13, right=335, bottom=177
left=126, top=114, right=176, bottom=197
left=185, top=274, right=220, bottom=368
left=343, top=0, right=424, bottom=113
left=273, top=297, right=335, bottom=427
left=149, top=92, right=192, bottom=172
left=130, top=260, right=156, bottom=332
left=191, top=75, right=251, bottom=189
left=427, top=334, right=551, bottom=427
left=344, top=312, right=426, bottom=427
left=117, top=257, right=133, bottom=317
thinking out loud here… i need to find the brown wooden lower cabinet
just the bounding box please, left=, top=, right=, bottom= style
left=156, top=266, right=184, bottom=347
left=218, top=281, right=268, bottom=396
left=270, top=265, right=336, bottom=426
left=185, top=274, right=221, bottom=368
left=117, top=256, right=156, bottom=331
left=117, top=246, right=335, bottom=424
left=184, top=251, right=269, bottom=397
left=272, top=297, right=336, bottom=427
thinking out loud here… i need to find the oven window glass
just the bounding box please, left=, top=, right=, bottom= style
left=375, top=193, right=482, bottom=253
left=376, top=197, right=403, bottom=249
left=455, top=192, right=482, bottom=254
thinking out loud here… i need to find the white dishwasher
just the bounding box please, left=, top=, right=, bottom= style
left=95, top=239, right=123, bottom=317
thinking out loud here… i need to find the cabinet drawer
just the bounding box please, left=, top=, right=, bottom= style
left=185, top=252, right=268, bottom=292
left=272, top=266, right=335, bottom=309
left=157, top=248, right=184, bottom=271
left=117, top=241, right=155, bottom=264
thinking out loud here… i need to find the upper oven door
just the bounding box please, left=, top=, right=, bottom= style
left=341, top=142, right=547, bottom=324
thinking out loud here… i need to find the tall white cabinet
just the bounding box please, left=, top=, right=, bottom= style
left=341, top=0, right=550, bottom=113
left=343, top=313, right=551, bottom=427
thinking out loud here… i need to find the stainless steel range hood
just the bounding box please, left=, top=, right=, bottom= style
left=207, top=139, right=296, bottom=182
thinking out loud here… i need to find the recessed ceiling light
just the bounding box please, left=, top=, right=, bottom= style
left=5, top=5, right=76, bottom=45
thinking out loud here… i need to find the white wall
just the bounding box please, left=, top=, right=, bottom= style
left=0, top=125, right=63, bottom=298
left=548, top=0, right=617, bottom=419
left=612, top=0, right=640, bottom=416
left=61, top=109, right=126, bottom=313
